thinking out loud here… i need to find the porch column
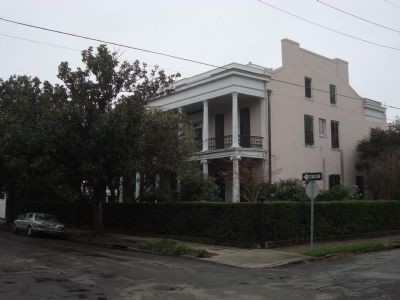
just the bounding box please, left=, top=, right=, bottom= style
left=231, top=155, right=241, bottom=203
left=202, top=100, right=209, bottom=151
left=260, top=97, right=267, bottom=149
left=135, top=172, right=140, bottom=200
left=232, top=92, right=239, bottom=148
left=201, top=159, right=208, bottom=176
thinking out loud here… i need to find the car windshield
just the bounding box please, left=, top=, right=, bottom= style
left=35, top=214, right=58, bottom=222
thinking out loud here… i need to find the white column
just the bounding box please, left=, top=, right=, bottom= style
left=260, top=97, right=267, bottom=149
left=201, top=159, right=208, bottom=176
left=231, top=155, right=241, bottom=203
left=232, top=92, right=239, bottom=148
left=135, top=172, right=140, bottom=200
left=202, top=101, right=209, bottom=151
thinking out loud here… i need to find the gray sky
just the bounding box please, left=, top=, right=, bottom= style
left=1, top=0, right=399, bottom=121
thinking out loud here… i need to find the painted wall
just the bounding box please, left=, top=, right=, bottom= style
left=269, top=39, right=386, bottom=189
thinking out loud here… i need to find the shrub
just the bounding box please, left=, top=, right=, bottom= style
left=143, top=239, right=191, bottom=256
left=262, top=178, right=308, bottom=201
left=316, top=185, right=361, bottom=201
left=178, top=163, right=220, bottom=201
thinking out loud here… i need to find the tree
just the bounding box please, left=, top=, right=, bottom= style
left=134, top=109, right=196, bottom=199
left=0, top=45, right=190, bottom=230
left=56, top=44, right=181, bottom=230
left=357, top=120, right=400, bottom=199
left=0, top=75, right=75, bottom=222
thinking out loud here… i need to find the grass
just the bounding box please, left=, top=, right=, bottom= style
left=142, top=238, right=212, bottom=257
left=303, top=241, right=385, bottom=257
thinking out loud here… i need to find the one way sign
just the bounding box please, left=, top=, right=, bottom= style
left=302, top=172, right=323, bottom=181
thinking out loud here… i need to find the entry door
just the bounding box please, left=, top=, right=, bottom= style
left=240, top=108, right=250, bottom=147
left=215, top=113, right=224, bottom=149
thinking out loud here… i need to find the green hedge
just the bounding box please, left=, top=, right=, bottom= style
left=12, top=200, right=400, bottom=242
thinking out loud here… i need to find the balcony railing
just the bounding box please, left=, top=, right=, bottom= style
left=207, top=135, right=263, bottom=150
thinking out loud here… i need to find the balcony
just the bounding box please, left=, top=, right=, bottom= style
left=207, top=135, right=263, bottom=150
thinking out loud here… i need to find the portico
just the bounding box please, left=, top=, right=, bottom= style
left=149, top=63, right=271, bottom=202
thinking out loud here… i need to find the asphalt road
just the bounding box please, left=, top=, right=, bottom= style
left=0, top=230, right=399, bottom=300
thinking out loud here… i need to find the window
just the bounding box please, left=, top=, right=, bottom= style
left=304, top=115, right=314, bottom=146
left=305, top=77, right=312, bottom=98
left=329, top=174, right=341, bottom=189
left=319, top=118, right=326, bottom=136
left=330, top=84, right=336, bottom=104
left=331, top=120, right=339, bottom=148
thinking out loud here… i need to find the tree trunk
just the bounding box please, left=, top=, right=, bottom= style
left=92, top=178, right=106, bottom=232
left=5, top=182, right=16, bottom=226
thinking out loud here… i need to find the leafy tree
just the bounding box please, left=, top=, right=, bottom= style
left=56, top=44, right=180, bottom=230
left=357, top=120, right=400, bottom=199
left=1, top=45, right=191, bottom=230
left=135, top=109, right=196, bottom=199
left=0, top=76, right=75, bottom=221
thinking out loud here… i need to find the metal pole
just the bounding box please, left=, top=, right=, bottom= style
left=267, top=89, right=272, bottom=183
left=310, top=192, right=314, bottom=250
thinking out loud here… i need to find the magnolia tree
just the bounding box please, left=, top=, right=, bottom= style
left=0, top=45, right=196, bottom=230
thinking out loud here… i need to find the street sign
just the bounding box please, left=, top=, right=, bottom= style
left=306, top=181, right=320, bottom=199
left=302, top=172, right=323, bottom=181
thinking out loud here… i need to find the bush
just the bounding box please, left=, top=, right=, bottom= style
left=178, top=163, right=220, bottom=201
left=14, top=200, right=400, bottom=243
left=262, top=178, right=308, bottom=201
left=316, top=185, right=361, bottom=201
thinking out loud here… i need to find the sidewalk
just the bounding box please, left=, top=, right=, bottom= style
left=65, top=228, right=400, bottom=269
left=66, top=228, right=308, bottom=268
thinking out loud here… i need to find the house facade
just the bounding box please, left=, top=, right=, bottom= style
left=150, top=39, right=386, bottom=202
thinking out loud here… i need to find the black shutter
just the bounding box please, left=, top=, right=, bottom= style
left=240, top=108, right=250, bottom=147
left=305, top=77, right=312, bottom=98
left=330, top=84, right=336, bottom=104
left=329, top=174, right=341, bottom=189
left=356, top=176, right=365, bottom=198
left=215, top=113, right=224, bottom=149
left=304, top=115, right=314, bottom=145
left=331, top=121, right=339, bottom=148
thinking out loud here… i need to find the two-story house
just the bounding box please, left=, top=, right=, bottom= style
left=149, top=39, right=386, bottom=202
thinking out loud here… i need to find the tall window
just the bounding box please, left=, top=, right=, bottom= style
left=319, top=118, right=326, bottom=136
left=304, top=115, right=314, bottom=146
left=305, top=77, right=312, bottom=98
left=330, top=84, right=336, bottom=104
left=331, top=120, right=339, bottom=148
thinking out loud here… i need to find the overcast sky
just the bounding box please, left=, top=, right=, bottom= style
left=1, top=0, right=399, bottom=121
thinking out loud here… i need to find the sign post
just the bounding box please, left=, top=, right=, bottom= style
left=303, top=172, right=322, bottom=250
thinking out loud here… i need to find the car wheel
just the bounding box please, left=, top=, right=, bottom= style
left=27, top=226, right=33, bottom=237
left=12, top=223, right=18, bottom=234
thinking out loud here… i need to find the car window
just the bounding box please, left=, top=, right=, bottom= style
left=26, top=214, right=33, bottom=220
left=35, top=214, right=58, bottom=222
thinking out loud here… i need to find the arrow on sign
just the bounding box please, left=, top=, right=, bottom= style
left=302, top=172, right=323, bottom=181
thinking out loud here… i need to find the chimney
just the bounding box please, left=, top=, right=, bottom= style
left=334, top=58, right=349, bottom=83
left=281, top=38, right=300, bottom=67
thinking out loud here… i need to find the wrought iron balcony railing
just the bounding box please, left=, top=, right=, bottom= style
left=206, top=135, right=263, bottom=150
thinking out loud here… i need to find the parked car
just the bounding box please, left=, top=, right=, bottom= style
left=12, top=213, right=65, bottom=237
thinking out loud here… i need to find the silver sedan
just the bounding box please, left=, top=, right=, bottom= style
left=12, top=213, right=65, bottom=237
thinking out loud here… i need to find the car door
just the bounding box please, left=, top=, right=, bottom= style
left=22, top=213, right=33, bottom=231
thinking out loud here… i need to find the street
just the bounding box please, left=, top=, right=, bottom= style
left=0, top=231, right=399, bottom=300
